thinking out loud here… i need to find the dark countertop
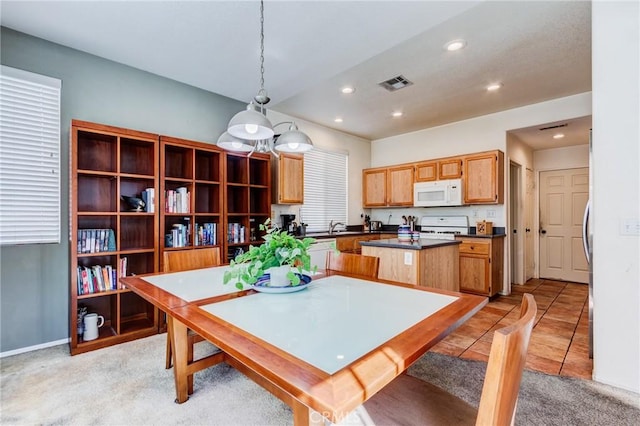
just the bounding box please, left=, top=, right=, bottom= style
left=459, top=233, right=507, bottom=239
left=304, top=230, right=394, bottom=240
left=360, top=238, right=461, bottom=250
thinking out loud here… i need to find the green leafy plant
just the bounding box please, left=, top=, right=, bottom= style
left=223, top=219, right=317, bottom=289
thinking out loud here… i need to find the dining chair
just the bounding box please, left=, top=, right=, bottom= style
left=162, top=247, right=221, bottom=371
left=325, top=251, right=380, bottom=279
left=358, top=293, right=537, bottom=426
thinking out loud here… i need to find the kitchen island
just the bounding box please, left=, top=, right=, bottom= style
left=361, top=238, right=460, bottom=291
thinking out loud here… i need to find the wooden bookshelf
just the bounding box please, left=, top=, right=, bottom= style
left=224, top=152, right=271, bottom=262
left=70, top=120, right=160, bottom=355
left=69, top=120, right=272, bottom=353
left=159, top=136, right=224, bottom=271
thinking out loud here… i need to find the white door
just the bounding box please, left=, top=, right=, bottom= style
left=525, top=168, right=535, bottom=280
left=539, top=168, right=589, bottom=283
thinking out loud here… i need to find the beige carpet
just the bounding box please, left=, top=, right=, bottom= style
left=1, top=333, right=639, bottom=425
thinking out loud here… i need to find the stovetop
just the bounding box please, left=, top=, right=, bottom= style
left=419, top=216, right=469, bottom=240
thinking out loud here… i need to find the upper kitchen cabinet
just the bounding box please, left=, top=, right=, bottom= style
left=439, top=158, right=463, bottom=179
left=463, top=150, right=504, bottom=204
left=272, top=153, right=303, bottom=204
left=414, top=161, right=437, bottom=182
left=363, top=165, right=414, bottom=207
left=363, top=168, right=387, bottom=207
left=415, top=157, right=462, bottom=182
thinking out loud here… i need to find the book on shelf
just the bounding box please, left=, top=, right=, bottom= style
left=77, top=229, right=116, bottom=254
left=227, top=223, right=245, bottom=244
left=164, top=188, right=191, bottom=213
left=142, top=188, right=155, bottom=213
left=119, top=257, right=128, bottom=288
left=195, top=222, right=217, bottom=246
left=77, top=264, right=118, bottom=295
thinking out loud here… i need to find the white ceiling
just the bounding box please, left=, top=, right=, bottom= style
left=0, top=0, right=592, bottom=150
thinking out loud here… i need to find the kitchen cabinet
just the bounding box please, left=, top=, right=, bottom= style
left=439, top=158, right=463, bottom=179
left=335, top=233, right=381, bottom=254
left=361, top=239, right=460, bottom=291
left=272, top=153, right=303, bottom=204
left=415, top=157, right=462, bottom=182
left=457, top=236, right=504, bottom=297
left=362, top=165, right=414, bottom=207
left=414, top=161, right=437, bottom=182
left=362, top=168, right=387, bottom=207
left=463, top=150, right=504, bottom=204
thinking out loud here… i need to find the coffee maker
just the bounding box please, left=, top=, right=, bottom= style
left=281, top=214, right=296, bottom=234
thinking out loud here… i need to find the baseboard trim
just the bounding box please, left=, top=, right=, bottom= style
left=1, top=338, right=69, bottom=358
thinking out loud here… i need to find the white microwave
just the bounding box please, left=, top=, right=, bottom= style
left=413, top=179, right=463, bottom=207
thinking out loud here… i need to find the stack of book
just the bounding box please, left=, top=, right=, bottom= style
left=76, top=265, right=117, bottom=295
left=77, top=229, right=116, bottom=254
left=227, top=223, right=246, bottom=244
left=195, top=222, right=217, bottom=246
left=165, top=187, right=190, bottom=213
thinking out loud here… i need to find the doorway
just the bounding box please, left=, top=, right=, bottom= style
left=539, top=168, right=589, bottom=283
left=509, top=161, right=523, bottom=284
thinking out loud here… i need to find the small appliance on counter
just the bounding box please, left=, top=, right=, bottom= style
left=369, top=220, right=383, bottom=231
left=280, top=214, right=296, bottom=234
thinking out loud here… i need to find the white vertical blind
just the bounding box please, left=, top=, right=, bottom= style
left=300, top=148, right=348, bottom=232
left=0, top=65, right=61, bottom=245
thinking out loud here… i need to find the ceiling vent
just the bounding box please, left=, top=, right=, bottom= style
left=539, top=123, right=568, bottom=131
left=378, top=75, right=413, bottom=92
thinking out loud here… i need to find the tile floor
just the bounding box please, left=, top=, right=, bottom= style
left=430, top=279, right=592, bottom=379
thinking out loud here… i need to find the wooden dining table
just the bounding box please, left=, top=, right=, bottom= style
left=120, top=266, right=486, bottom=425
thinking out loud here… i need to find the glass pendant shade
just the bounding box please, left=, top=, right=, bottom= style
left=216, top=131, right=254, bottom=152
left=274, top=123, right=313, bottom=152
left=227, top=104, right=274, bottom=141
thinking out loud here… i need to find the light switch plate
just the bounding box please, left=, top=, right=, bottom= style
left=404, top=251, right=413, bottom=265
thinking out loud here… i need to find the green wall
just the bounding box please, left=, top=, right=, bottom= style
left=0, top=27, right=245, bottom=352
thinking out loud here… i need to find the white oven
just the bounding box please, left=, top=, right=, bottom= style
left=413, top=179, right=463, bottom=207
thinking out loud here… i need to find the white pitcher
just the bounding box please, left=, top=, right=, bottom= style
left=83, top=313, right=104, bottom=341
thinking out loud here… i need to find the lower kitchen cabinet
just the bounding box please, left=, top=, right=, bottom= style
left=336, top=234, right=381, bottom=254
left=457, top=236, right=504, bottom=297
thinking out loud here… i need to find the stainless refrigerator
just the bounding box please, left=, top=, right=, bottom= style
left=582, top=129, right=593, bottom=358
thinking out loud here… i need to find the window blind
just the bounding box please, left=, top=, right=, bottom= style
left=0, top=65, right=61, bottom=245
left=300, top=148, right=348, bottom=232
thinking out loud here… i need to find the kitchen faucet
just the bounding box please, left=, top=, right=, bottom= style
left=328, top=220, right=345, bottom=234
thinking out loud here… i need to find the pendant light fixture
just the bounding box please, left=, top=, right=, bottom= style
left=218, top=0, right=312, bottom=156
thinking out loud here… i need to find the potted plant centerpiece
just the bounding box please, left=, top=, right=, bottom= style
left=224, top=219, right=317, bottom=290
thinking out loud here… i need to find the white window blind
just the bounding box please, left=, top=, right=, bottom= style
left=300, top=148, right=348, bottom=232
left=0, top=65, right=61, bottom=245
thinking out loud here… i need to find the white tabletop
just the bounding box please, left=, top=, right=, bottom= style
left=143, top=265, right=240, bottom=301
left=200, top=275, right=457, bottom=374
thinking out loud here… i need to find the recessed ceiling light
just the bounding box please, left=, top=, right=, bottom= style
left=334, top=117, right=343, bottom=123
left=392, top=111, right=403, bottom=118
left=444, top=39, right=466, bottom=51
left=486, top=83, right=502, bottom=91
left=553, top=133, right=565, bottom=139
left=341, top=86, right=355, bottom=94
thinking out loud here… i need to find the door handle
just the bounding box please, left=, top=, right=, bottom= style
left=525, top=228, right=531, bottom=232
left=540, top=229, right=547, bottom=235
left=582, top=200, right=591, bottom=264
left=513, top=229, right=517, bottom=234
